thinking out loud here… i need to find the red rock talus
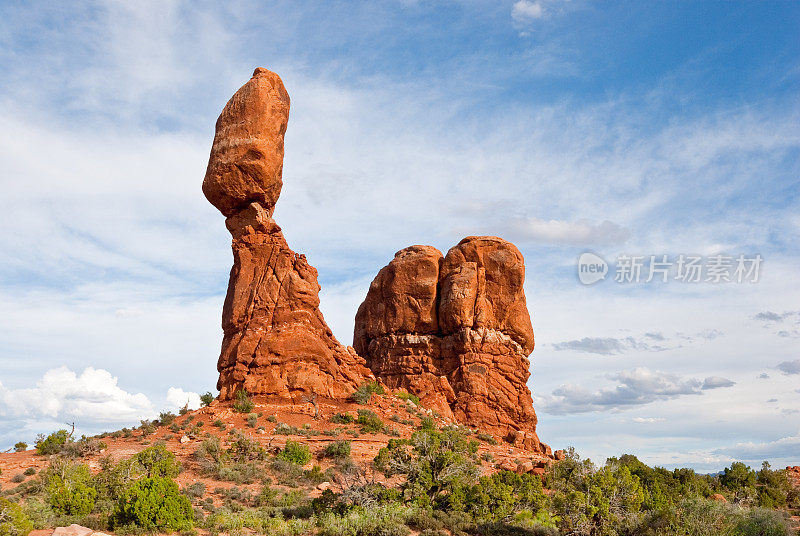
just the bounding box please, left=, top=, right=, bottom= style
left=354, top=237, right=548, bottom=453
left=206, top=69, right=372, bottom=400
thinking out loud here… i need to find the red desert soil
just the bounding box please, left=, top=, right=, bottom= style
left=1, top=392, right=552, bottom=505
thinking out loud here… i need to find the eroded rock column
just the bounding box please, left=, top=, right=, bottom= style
left=354, top=236, right=548, bottom=453
left=205, top=68, right=372, bottom=400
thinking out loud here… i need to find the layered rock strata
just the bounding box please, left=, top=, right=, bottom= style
left=205, top=68, right=372, bottom=400
left=354, top=237, right=548, bottom=452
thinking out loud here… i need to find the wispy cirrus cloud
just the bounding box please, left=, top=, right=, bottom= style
left=551, top=336, right=668, bottom=355
left=551, top=329, right=727, bottom=356
left=1, top=1, right=799, bottom=470
left=506, top=217, right=630, bottom=246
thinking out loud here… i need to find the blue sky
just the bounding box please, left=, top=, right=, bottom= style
left=0, top=1, right=798, bottom=470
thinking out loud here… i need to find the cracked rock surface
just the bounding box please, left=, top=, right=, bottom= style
left=354, top=237, right=549, bottom=453
left=205, top=69, right=372, bottom=400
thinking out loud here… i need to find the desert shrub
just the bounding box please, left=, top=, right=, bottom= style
left=755, top=462, right=792, bottom=508
left=228, top=433, right=266, bottom=462
left=22, top=469, right=35, bottom=477
left=183, top=482, right=205, bottom=499
left=194, top=435, right=264, bottom=484
left=274, top=422, right=303, bottom=435
left=733, top=506, right=793, bottom=536
left=475, top=433, right=497, bottom=445
left=111, top=476, right=193, bottom=531
left=317, top=502, right=415, bottom=536
left=629, top=498, right=793, bottom=536
left=91, top=456, right=135, bottom=504
left=13, top=443, right=27, bottom=453
left=139, top=419, right=156, bottom=436
left=395, top=391, right=420, bottom=405
left=246, top=412, right=258, bottom=428
left=586, top=464, right=645, bottom=533
left=10, top=475, right=25, bottom=484
left=204, top=506, right=313, bottom=535
left=232, top=389, right=255, bottom=413
left=331, top=412, right=355, bottom=424
left=200, top=392, right=215, bottom=406
left=212, top=419, right=226, bottom=430
left=377, top=428, right=479, bottom=509
left=60, top=436, right=107, bottom=458
left=44, top=460, right=97, bottom=516
left=357, top=410, right=384, bottom=433
left=609, top=454, right=718, bottom=512
left=218, top=464, right=262, bottom=485
left=721, top=462, right=756, bottom=491
left=194, top=436, right=224, bottom=473
left=351, top=382, right=385, bottom=405
left=545, top=450, right=649, bottom=535
left=34, top=430, right=70, bottom=455
left=158, top=411, right=177, bottom=426
left=390, top=414, right=414, bottom=426
left=278, top=440, right=311, bottom=466
left=132, top=442, right=180, bottom=478
left=269, top=458, right=305, bottom=487
left=418, top=416, right=437, bottom=431
left=323, top=440, right=352, bottom=460
left=304, top=465, right=329, bottom=485
left=448, top=470, right=548, bottom=522
left=219, top=486, right=255, bottom=510
left=720, top=462, right=757, bottom=505
left=0, top=497, right=33, bottom=536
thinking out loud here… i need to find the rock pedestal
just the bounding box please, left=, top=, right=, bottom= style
left=205, top=69, right=372, bottom=400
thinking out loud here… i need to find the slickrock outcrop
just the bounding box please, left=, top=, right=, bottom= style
left=354, top=237, right=549, bottom=453
left=206, top=68, right=372, bottom=400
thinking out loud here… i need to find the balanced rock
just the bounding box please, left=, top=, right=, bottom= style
left=206, top=69, right=372, bottom=400
left=354, top=236, right=548, bottom=453
left=203, top=67, right=289, bottom=217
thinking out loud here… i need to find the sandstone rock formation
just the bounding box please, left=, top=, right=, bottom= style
left=354, top=236, right=548, bottom=453
left=205, top=68, right=372, bottom=400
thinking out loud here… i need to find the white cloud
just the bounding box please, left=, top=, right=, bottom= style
left=0, top=367, right=154, bottom=422
left=0, top=1, right=799, bottom=470
left=512, top=0, right=545, bottom=22
left=551, top=336, right=667, bottom=355
left=754, top=310, right=799, bottom=322
left=507, top=218, right=630, bottom=246
left=777, top=359, right=800, bottom=375
left=536, top=368, right=735, bottom=415
left=632, top=417, right=665, bottom=423
left=716, top=433, right=800, bottom=461
left=702, top=376, right=736, bottom=390
left=166, top=387, right=202, bottom=411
